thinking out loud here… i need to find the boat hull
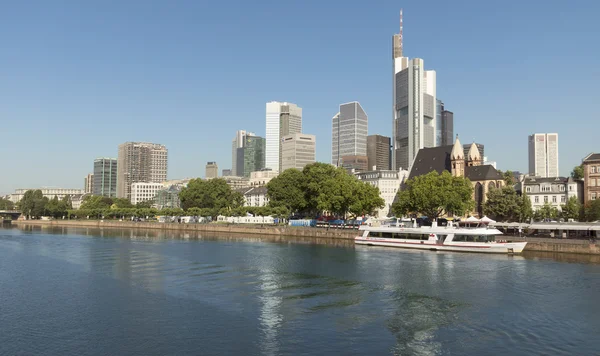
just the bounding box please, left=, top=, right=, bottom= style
left=354, top=237, right=527, bottom=254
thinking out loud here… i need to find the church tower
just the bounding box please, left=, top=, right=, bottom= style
left=467, top=142, right=482, bottom=167
left=450, top=136, right=465, bottom=177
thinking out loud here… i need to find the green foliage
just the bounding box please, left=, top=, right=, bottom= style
left=112, top=198, right=133, bottom=209
left=392, top=171, right=473, bottom=219
left=61, top=195, right=73, bottom=210
left=571, top=165, right=584, bottom=180
left=17, top=190, right=49, bottom=219
left=484, top=186, right=521, bottom=222
left=502, top=170, right=515, bottom=187
left=519, top=193, right=533, bottom=223
left=45, top=196, right=70, bottom=218
left=80, top=195, right=113, bottom=210
left=561, top=196, right=581, bottom=221
left=179, top=178, right=241, bottom=216
left=0, top=198, right=14, bottom=210
left=584, top=200, right=600, bottom=222
left=135, top=200, right=153, bottom=208
left=534, top=202, right=559, bottom=221
left=267, top=163, right=384, bottom=218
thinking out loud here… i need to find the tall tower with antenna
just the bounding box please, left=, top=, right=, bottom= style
left=391, top=9, right=437, bottom=171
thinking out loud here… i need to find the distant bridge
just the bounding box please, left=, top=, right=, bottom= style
left=0, top=210, right=21, bottom=220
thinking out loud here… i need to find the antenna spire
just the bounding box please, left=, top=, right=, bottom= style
left=399, top=9, right=403, bottom=50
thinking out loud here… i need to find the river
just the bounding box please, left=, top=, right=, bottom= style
left=1, top=225, right=599, bottom=355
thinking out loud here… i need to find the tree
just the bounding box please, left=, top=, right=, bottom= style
left=347, top=178, right=385, bottom=218
left=584, top=200, right=600, bottom=222
left=392, top=171, right=474, bottom=220
left=45, top=196, right=68, bottom=218
left=112, top=198, right=133, bottom=209
left=501, top=170, right=515, bottom=187
left=561, top=196, right=581, bottom=221
left=519, top=193, right=533, bottom=223
left=536, top=202, right=559, bottom=221
left=80, top=195, right=113, bottom=210
left=135, top=200, right=153, bottom=209
left=571, top=165, right=584, bottom=180
left=61, top=195, right=73, bottom=210
left=266, top=168, right=307, bottom=214
left=179, top=178, right=240, bottom=216
left=0, top=198, right=14, bottom=210
left=17, top=190, right=48, bottom=219
left=483, top=186, right=521, bottom=222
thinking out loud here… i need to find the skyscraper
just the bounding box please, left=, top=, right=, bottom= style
left=265, top=101, right=302, bottom=172
left=232, top=130, right=255, bottom=177
left=235, top=135, right=266, bottom=178
left=367, top=135, right=391, bottom=171
left=117, top=142, right=168, bottom=200
left=84, top=173, right=94, bottom=194
left=392, top=10, right=437, bottom=171
left=441, top=104, right=454, bottom=146
left=463, top=144, right=485, bottom=161
left=205, top=162, right=218, bottom=179
left=281, top=134, right=316, bottom=171
left=331, top=102, right=368, bottom=167
left=93, top=158, right=117, bottom=197
left=528, top=133, right=559, bottom=177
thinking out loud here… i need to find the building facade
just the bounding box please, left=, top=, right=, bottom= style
left=93, top=158, right=117, bottom=197
left=130, top=182, right=164, bottom=205
left=154, top=185, right=182, bottom=210
left=236, top=135, right=266, bottom=178
left=528, top=133, right=559, bottom=178
left=206, top=162, right=218, bottom=179
left=265, top=101, right=302, bottom=172
left=281, top=133, right=316, bottom=171
left=332, top=102, right=368, bottom=167
left=9, top=188, right=85, bottom=203
left=222, top=169, right=232, bottom=177
left=84, top=173, right=94, bottom=194
left=231, top=130, right=255, bottom=176
left=116, top=142, right=168, bottom=200
left=237, top=187, right=269, bottom=207
left=355, top=169, right=409, bottom=218
left=519, top=176, right=580, bottom=212
left=440, top=102, right=454, bottom=146
left=367, top=135, right=391, bottom=171
left=392, top=12, right=437, bottom=171
left=249, top=169, right=279, bottom=187
left=224, top=176, right=250, bottom=190
left=583, top=153, right=600, bottom=205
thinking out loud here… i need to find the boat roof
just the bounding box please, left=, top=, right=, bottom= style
left=360, top=225, right=502, bottom=235
left=491, top=222, right=600, bottom=231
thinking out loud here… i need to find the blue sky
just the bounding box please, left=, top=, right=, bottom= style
left=1, top=0, right=598, bottom=194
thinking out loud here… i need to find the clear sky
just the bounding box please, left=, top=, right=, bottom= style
left=1, top=0, right=598, bottom=194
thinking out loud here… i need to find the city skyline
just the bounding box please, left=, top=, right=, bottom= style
left=1, top=1, right=598, bottom=193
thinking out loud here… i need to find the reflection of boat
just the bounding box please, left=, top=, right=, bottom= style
left=355, top=221, right=527, bottom=254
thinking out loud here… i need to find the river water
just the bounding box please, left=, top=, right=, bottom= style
left=1, top=225, right=599, bottom=356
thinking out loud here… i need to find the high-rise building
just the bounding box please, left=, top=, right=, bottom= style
left=117, top=142, right=168, bottom=200
left=463, top=144, right=485, bottom=162
left=235, top=135, right=266, bottom=178
left=222, top=169, right=232, bottom=177
left=231, top=130, right=255, bottom=176
left=392, top=10, right=437, bottom=171
left=281, top=133, right=316, bottom=171
left=437, top=101, right=454, bottom=146
left=205, top=162, right=218, bottom=179
left=367, top=135, right=391, bottom=171
left=93, top=158, right=117, bottom=197
left=331, top=102, right=368, bottom=167
left=265, top=101, right=302, bottom=172
left=84, top=173, right=94, bottom=194
left=528, top=133, right=559, bottom=178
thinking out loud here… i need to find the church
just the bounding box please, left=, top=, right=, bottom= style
left=407, top=136, right=504, bottom=217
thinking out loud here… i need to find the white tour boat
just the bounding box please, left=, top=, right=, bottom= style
left=355, top=221, right=527, bottom=254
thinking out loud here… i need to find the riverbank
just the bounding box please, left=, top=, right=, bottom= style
left=10, top=220, right=600, bottom=255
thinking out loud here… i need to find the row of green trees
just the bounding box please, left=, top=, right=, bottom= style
left=0, top=197, right=15, bottom=210
left=16, top=190, right=73, bottom=219
left=265, top=163, right=385, bottom=218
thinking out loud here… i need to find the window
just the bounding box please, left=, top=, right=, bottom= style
left=592, top=180, right=597, bottom=187
left=592, top=193, right=597, bottom=200
left=526, top=187, right=531, bottom=193
left=535, top=196, right=539, bottom=203
left=561, top=196, right=566, bottom=203
left=552, top=196, right=557, bottom=203
left=560, top=185, right=565, bottom=191
left=544, top=196, right=548, bottom=203
left=592, top=167, right=597, bottom=174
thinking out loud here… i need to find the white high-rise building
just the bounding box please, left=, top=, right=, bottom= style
left=232, top=130, right=255, bottom=176
left=265, top=101, right=302, bottom=172
left=528, top=133, right=559, bottom=178
left=331, top=102, right=368, bottom=166
left=392, top=10, right=437, bottom=171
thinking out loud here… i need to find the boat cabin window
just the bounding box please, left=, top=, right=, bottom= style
left=368, top=232, right=429, bottom=240
left=453, top=235, right=496, bottom=242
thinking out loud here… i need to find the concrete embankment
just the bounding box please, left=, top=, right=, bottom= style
left=10, top=220, right=600, bottom=255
